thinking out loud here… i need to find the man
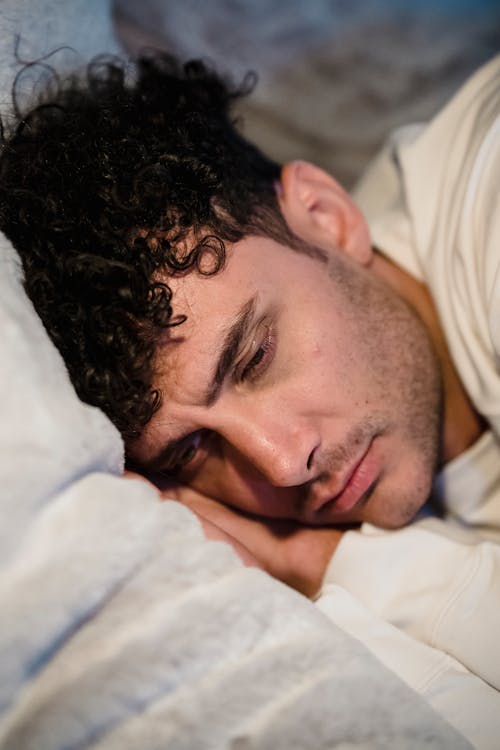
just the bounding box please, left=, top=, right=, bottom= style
left=0, top=51, right=498, bottom=599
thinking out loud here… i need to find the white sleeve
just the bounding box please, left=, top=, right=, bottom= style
left=316, top=583, right=500, bottom=750
left=321, top=518, right=500, bottom=691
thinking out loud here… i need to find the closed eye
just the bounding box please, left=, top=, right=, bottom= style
left=238, top=324, right=276, bottom=383
left=164, top=429, right=210, bottom=476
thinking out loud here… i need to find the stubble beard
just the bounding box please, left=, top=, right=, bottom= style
left=322, top=252, right=444, bottom=528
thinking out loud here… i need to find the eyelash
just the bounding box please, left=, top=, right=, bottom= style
left=238, top=325, right=276, bottom=383
left=167, top=429, right=209, bottom=475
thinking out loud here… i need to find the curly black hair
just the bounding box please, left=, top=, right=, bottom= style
left=0, top=52, right=304, bottom=441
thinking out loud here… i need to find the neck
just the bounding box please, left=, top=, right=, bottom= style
left=370, top=249, right=486, bottom=464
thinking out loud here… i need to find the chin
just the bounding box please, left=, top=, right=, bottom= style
left=360, top=473, right=433, bottom=530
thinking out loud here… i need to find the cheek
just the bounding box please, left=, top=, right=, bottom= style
left=303, top=327, right=362, bottom=405
left=366, top=441, right=434, bottom=527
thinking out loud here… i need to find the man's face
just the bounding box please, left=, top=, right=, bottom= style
left=130, top=232, right=443, bottom=529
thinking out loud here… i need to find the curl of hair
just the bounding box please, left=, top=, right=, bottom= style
left=0, top=52, right=299, bottom=440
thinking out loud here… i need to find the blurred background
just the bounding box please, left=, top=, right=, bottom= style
left=115, top=0, right=500, bottom=187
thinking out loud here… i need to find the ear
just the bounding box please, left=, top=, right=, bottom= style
left=277, top=160, right=372, bottom=265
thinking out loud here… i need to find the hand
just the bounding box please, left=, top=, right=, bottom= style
left=148, top=474, right=345, bottom=598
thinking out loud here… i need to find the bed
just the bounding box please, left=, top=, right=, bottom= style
left=1, top=1, right=498, bottom=747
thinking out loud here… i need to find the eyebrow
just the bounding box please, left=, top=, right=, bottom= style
left=203, top=293, right=258, bottom=407
left=143, top=294, right=258, bottom=471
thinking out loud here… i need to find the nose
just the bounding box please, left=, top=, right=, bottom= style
left=214, top=402, right=319, bottom=487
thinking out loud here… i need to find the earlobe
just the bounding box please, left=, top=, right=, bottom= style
left=278, top=160, right=373, bottom=266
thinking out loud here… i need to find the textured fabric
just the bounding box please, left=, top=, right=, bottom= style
left=317, top=580, right=500, bottom=750
left=324, top=519, right=500, bottom=689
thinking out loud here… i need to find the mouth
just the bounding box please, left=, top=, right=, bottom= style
left=311, top=440, right=380, bottom=516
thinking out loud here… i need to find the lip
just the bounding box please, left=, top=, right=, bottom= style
left=311, top=441, right=379, bottom=516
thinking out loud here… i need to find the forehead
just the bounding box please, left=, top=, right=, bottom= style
left=156, top=238, right=267, bottom=390
left=158, top=234, right=301, bottom=368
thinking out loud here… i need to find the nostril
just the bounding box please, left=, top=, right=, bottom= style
left=307, top=447, right=316, bottom=471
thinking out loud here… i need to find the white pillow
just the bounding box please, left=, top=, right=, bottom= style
left=0, top=0, right=120, bottom=128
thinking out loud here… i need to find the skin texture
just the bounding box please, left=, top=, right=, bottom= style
left=128, top=161, right=484, bottom=592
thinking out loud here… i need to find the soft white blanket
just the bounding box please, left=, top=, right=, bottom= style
left=0, top=2, right=471, bottom=747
